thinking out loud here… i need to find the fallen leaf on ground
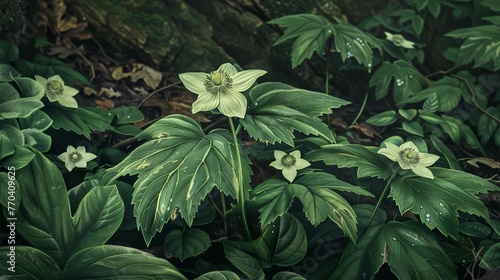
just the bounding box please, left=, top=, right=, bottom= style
left=99, top=87, right=123, bottom=98
left=95, top=98, right=115, bottom=110
left=130, top=63, right=162, bottom=89
left=467, top=157, right=500, bottom=169
left=350, top=123, right=382, bottom=139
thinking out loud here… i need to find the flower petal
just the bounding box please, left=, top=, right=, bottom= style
left=34, top=75, right=47, bottom=85
left=179, top=72, right=209, bottom=95
left=218, top=63, right=238, bottom=76
left=270, top=160, right=285, bottom=170
left=397, top=160, right=413, bottom=170
left=218, top=89, right=247, bottom=118
left=64, top=86, right=79, bottom=97
left=411, top=166, right=434, bottom=179
left=49, top=75, right=65, bottom=85
left=384, top=32, right=394, bottom=40
left=418, top=152, right=439, bottom=167
left=57, top=152, right=69, bottom=162
left=65, top=161, right=76, bottom=172
left=294, top=158, right=310, bottom=170
left=289, top=150, right=302, bottom=160
left=75, top=160, right=88, bottom=168
left=273, top=150, right=287, bottom=161
left=400, top=141, right=418, bottom=151
left=282, top=166, right=297, bottom=182
left=76, top=146, right=86, bottom=154
left=401, top=41, right=415, bottom=49
left=232, top=69, right=267, bottom=92
left=191, top=91, right=219, bottom=114
left=81, top=152, right=97, bottom=162
left=66, top=145, right=76, bottom=153
left=58, top=95, right=79, bottom=108
left=377, top=142, right=399, bottom=162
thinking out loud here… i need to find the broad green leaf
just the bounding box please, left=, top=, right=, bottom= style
left=447, top=25, right=500, bottom=70
left=223, top=240, right=267, bottom=278
left=402, top=121, right=424, bottom=137
left=331, top=20, right=381, bottom=68
left=459, top=222, right=491, bottom=238
left=478, top=106, right=500, bottom=144
left=112, top=106, right=145, bottom=125
left=306, top=144, right=392, bottom=179
left=391, top=173, right=492, bottom=238
left=62, top=245, right=187, bottom=279
left=260, top=213, right=308, bottom=267
left=397, top=84, right=462, bottom=112
left=2, top=145, right=35, bottom=169
left=45, top=106, right=110, bottom=139
left=164, top=228, right=211, bottom=261
left=369, top=60, right=427, bottom=103
left=381, top=221, right=456, bottom=280
left=0, top=246, right=62, bottom=279
left=22, top=128, right=52, bottom=152
left=428, top=135, right=461, bottom=170
left=0, top=134, right=14, bottom=160
left=103, top=115, right=251, bottom=245
left=441, top=115, right=461, bottom=144
left=19, top=110, right=53, bottom=131
left=365, top=110, right=397, bottom=126
left=0, top=64, right=20, bottom=82
left=15, top=148, right=74, bottom=266
left=242, top=82, right=349, bottom=146
left=459, top=123, right=483, bottom=152
left=272, top=272, right=307, bottom=280
left=399, top=109, right=417, bottom=120
left=15, top=76, right=45, bottom=99
left=269, top=14, right=333, bottom=68
left=331, top=204, right=387, bottom=280
left=0, top=83, right=44, bottom=120
left=393, top=9, right=424, bottom=35
left=195, top=271, right=240, bottom=280
left=423, top=93, right=438, bottom=112
left=32, top=54, right=92, bottom=86
left=114, top=124, right=142, bottom=136
left=251, top=173, right=372, bottom=243
left=71, top=185, right=124, bottom=253
left=480, top=243, right=500, bottom=270
left=430, top=167, right=500, bottom=196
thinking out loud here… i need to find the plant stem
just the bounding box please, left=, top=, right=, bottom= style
left=365, top=171, right=399, bottom=231
left=350, top=91, right=369, bottom=126
left=325, top=40, right=332, bottom=129
left=228, top=118, right=252, bottom=242
left=220, top=194, right=228, bottom=236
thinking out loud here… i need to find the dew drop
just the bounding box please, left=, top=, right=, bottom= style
left=167, top=207, right=170, bottom=211
left=426, top=217, right=431, bottom=222
left=108, top=113, right=112, bottom=116
left=160, top=205, right=166, bottom=213
left=409, top=75, right=413, bottom=78
left=272, top=224, right=276, bottom=227
left=426, top=213, right=430, bottom=218
left=380, top=253, right=384, bottom=256
left=439, top=212, right=442, bottom=215
left=411, top=243, right=415, bottom=247
left=170, top=198, right=173, bottom=202
left=328, top=29, right=332, bottom=33
left=271, top=231, right=274, bottom=234
left=254, top=103, right=258, bottom=106
left=419, top=205, right=423, bottom=209
left=368, top=63, right=372, bottom=67
left=439, top=202, right=444, bottom=207
left=392, top=237, right=397, bottom=241
left=127, top=115, right=130, bottom=119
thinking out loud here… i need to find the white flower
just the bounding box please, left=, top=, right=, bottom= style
left=58, top=145, right=96, bottom=171
left=384, top=32, right=415, bottom=49
left=270, top=150, right=310, bottom=182
left=35, top=75, right=79, bottom=108
left=378, top=141, right=439, bottom=179
left=179, top=63, right=266, bottom=118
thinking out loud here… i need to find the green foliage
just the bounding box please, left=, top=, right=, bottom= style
left=269, top=14, right=380, bottom=69
left=103, top=114, right=252, bottom=245
left=241, top=82, right=349, bottom=146
left=164, top=229, right=211, bottom=261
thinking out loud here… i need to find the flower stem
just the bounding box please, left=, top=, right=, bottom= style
left=228, top=118, right=252, bottom=242
left=350, top=91, right=369, bottom=126
left=364, top=171, right=399, bottom=234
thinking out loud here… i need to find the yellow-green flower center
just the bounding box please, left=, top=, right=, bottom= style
left=392, top=34, right=405, bottom=46
left=70, top=152, right=80, bottom=162
left=399, top=148, right=419, bottom=165
left=204, top=70, right=233, bottom=95
left=281, top=154, right=296, bottom=167
left=47, top=80, right=64, bottom=95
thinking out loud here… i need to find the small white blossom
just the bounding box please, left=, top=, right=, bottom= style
left=270, top=150, right=310, bottom=182
left=384, top=32, right=415, bottom=49
left=58, top=145, right=96, bottom=171
left=378, top=141, right=439, bottom=179
left=179, top=63, right=266, bottom=118
left=35, top=75, right=79, bottom=108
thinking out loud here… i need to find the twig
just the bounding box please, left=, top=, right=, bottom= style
left=451, top=74, right=500, bottom=124
left=137, top=82, right=181, bottom=108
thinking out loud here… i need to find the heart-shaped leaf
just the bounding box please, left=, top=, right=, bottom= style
left=164, top=228, right=211, bottom=261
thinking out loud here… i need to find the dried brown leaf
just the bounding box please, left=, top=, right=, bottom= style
left=350, top=123, right=382, bottom=139
left=467, top=157, right=500, bottom=169
left=130, top=63, right=162, bottom=89
left=95, top=99, right=115, bottom=110
left=98, top=87, right=123, bottom=98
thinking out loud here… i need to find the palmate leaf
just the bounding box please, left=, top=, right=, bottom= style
left=447, top=25, right=500, bottom=70
left=269, top=14, right=379, bottom=69
left=390, top=168, right=499, bottom=238
left=102, top=115, right=251, bottom=245
left=45, top=106, right=111, bottom=139
left=268, top=14, right=333, bottom=68
left=251, top=173, right=373, bottom=243
left=242, top=82, right=349, bottom=146
left=369, top=60, right=427, bottom=104
left=332, top=205, right=456, bottom=280
left=306, top=144, right=393, bottom=179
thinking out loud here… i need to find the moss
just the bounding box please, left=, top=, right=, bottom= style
left=0, top=0, right=26, bottom=43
